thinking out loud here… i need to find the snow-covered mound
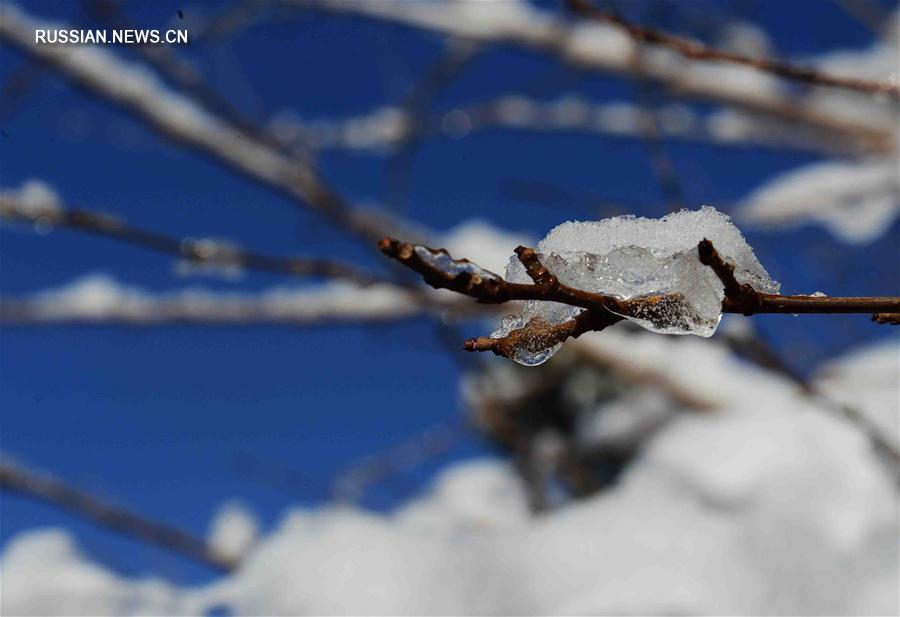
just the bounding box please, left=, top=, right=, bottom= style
left=1, top=336, right=896, bottom=616
left=494, top=206, right=778, bottom=365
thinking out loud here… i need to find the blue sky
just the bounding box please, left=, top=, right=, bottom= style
left=1, top=0, right=897, bottom=585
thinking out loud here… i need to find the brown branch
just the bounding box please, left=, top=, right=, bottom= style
left=698, top=239, right=900, bottom=315
left=0, top=195, right=383, bottom=286
left=566, top=0, right=900, bottom=100
left=0, top=459, right=237, bottom=572
left=378, top=238, right=641, bottom=315
left=697, top=237, right=756, bottom=305
left=463, top=311, right=623, bottom=358
left=380, top=237, right=900, bottom=360
left=872, top=313, right=900, bottom=325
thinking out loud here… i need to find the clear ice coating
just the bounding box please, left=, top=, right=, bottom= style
left=491, top=206, right=779, bottom=366
left=414, top=246, right=499, bottom=280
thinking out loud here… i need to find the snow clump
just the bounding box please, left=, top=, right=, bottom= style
left=493, top=206, right=778, bottom=365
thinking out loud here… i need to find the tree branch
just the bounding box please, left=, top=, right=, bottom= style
left=0, top=193, right=382, bottom=286
left=0, top=459, right=237, bottom=572
left=698, top=239, right=900, bottom=315
left=0, top=4, right=418, bottom=247
left=872, top=312, right=900, bottom=325
left=274, top=96, right=871, bottom=158
left=380, top=236, right=900, bottom=359
left=565, top=0, right=900, bottom=100
left=296, top=0, right=896, bottom=153
left=0, top=276, right=438, bottom=326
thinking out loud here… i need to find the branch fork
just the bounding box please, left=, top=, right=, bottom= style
left=380, top=236, right=900, bottom=361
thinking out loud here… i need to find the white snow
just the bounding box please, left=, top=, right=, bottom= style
left=814, top=339, right=900, bottom=452
left=208, top=502, right=260, bottom=565
left=493, top=207, right=778, bottom=365
left=439, top=220, right=534, bottom=276
left=0, top=180, right=62, bottom=218
left=737, top=158, right=899, bottom=243
left=1, top=336, right=896, bottom=616
left=0, top=274, right=425, bottom=324
left=0, top=530, right=185, bottom=616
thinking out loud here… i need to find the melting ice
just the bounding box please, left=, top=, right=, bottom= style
left=492, top=207, right=779, bottom=365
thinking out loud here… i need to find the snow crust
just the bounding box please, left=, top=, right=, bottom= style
left=493, top=207, right=778, bottom=365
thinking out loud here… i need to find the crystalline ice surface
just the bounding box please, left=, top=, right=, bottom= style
left=492, top=206, right=779, bottom=365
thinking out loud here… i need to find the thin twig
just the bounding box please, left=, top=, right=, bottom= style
left=566, top=0, right=900, bottom=100
left=380, top=236, right=900, bottom=359
left=697, top=239, right=900, bottom=315
left=0, top=195, right=383, bottom=286
left=872, top=313, right=900, bottom=325
left=332, top=421, right=461, bottom=504
left=0, top=459, right=237, bottom=572
left=384, top=41, right=481, bottom=211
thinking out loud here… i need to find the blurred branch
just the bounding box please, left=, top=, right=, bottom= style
left=84, top=0, right=307, bottom=159
left=0, top=459, right=237, bottom=572
left=0, top=276, right=453, bottom=326
left=0, top=4, right=417, bottom=247
left=380, top=236, right=900, bottom=359
left=0, top=194, right=386, bottom=286
left=831, top=0, right=893, bottom=39
left=719, top=322, right=900, bottom=469
left=630, top=7, right=686, bottom=212
left=274, top=96, right=879, bottom=158
left=296, top=0, right=895, bottom=153
left=0, top=59, right=42, bottom=124
left=568, top=335, right=718, bottom=412
left=231, top=451, right=327, bottom=501
left=332, top=422, right=460, bottom=504
left=872, top=312, right=900, bottom=325
left=384, top=41, right=481, bottom=211
left=566, top=0, right=900, bottom=99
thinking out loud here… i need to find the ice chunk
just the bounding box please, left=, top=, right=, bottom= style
left=493, top=207, right=778, bottom=365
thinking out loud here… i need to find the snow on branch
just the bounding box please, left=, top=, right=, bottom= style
left=0, top=3, right=412, bottom=246
left=0, top=181, right=380, bottom=286
left=0, top=275, right=432, bottom=326
left=381, top=208, right=900, bottom=365
left=736, top=158, right=899, bottom=244
left=566, top=0, right=900, bottom=99
left=297, top=0, right=897, bottom=152
left=269, top=96, right=864, bottom=157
